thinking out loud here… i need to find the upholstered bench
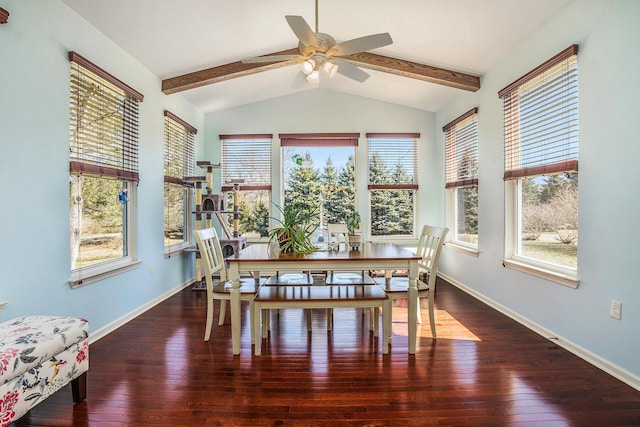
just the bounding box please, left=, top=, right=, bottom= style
left=0, top=315, right=89, bottom=425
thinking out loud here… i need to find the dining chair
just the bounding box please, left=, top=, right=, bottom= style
left=375, top=224, right=448, bottom=339
left=194, top=227, right=265, bottom=342
left=325, top=223, right=374, bottom=285
left=324, top=223, right=376, bottom=330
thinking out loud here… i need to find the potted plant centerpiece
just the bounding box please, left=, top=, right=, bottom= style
left=268, top=203, right=319, bottom=254
left=346, top=211, right=362, bottom=250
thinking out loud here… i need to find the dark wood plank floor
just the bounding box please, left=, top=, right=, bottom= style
left=12, top=279, right=640, bottom=426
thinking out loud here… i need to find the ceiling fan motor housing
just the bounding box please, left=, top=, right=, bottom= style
left=299, top=32, right=336, bottom=57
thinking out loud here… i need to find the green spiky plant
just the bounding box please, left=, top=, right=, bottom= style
left=268, top=203, right=319, bottom=253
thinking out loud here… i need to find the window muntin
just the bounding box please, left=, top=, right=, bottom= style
left=220, top=135, right=272, bottom=238
left=163, top=111, right=196, bottom=251
left=367, top=134, right=419, bottom=238
left=444, top=109, right=478, bottom=248
left=68, top=52, right=142, bottom=283
left=280, top=133, right=358, bottom=243
left=499, top=45, right=578, bottom=283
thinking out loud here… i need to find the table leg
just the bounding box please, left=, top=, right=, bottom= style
left=407, top=261, right=418, bottom=354
left=228, top=263, right=241, bottom=355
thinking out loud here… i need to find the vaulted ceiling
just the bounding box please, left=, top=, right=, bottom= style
left=61, top=0, right=573, bottom=113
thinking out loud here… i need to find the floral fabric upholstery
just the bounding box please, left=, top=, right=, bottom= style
left=0, top=316, right=89, bottom=426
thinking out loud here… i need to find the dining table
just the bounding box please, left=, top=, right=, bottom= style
left=226, top=242, right=422, bottom=355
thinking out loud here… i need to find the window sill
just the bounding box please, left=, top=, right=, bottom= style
left=164, top=242, right=193, bottom=258
left=503, top=258, right=579, bottom=288
left=70, top=260, right=142, bottom=288
left=446, top=242, right=479, bottom=257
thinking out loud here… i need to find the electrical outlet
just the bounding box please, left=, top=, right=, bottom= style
left=149, top=263, right=155, bottom=274
left=610, top=300, right=622, bottom=320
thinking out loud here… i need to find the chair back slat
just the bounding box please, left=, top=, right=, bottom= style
left=416, top=225, right=449, bottom=278
left=194, top=228, right=227, bottom=293
left=327, top=223, right=349, bottom=248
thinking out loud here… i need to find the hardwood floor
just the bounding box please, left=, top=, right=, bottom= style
left=12, top=279, right=640, bottom=426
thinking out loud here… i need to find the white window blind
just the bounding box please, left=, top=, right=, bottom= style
left=68, top=51, right=143, bottom=181
left=220, top=134, right=272, bottom=191
left=164, top=110, right=196, bottom=184
left=444, top=108, right=479, bottom=189
left=367, top=133, right=419, bottom=189
left=499, top=45, right=579, bottom=180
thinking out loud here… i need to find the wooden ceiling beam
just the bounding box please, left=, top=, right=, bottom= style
left=161, top=48, right=480, bottom=95
left=162, top=48, right=300, bottom=95
left=0, top=7, right=9, bottom=24
left=340, top=52, right=480, bottom=92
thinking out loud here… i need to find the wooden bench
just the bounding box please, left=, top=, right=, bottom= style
left=253, top=285, right=390, bottom=356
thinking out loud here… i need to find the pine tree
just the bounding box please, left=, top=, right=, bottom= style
left=252, top=200, right=270, bottom=237
left=369, top=153, right=391, bottom=235
left=284, top=151, right=322, bottom=228
left=331, top=155, right=356, bottom=224
left=320, top=157, right=341, bottom=227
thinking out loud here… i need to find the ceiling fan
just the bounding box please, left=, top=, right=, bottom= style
left=241, top=1, right=392, bottom=83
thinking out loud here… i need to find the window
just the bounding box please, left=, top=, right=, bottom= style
left=220, top=134, right=272, bottom=238
left=499, top=45, right=579, bottom=286
left=444, top=108, right=479, bottom=250
left=367, top=133, right=419, bottom=238
left=280, top=133, right=358, bottom=242
left=68, top=51, right=143, bottom=285
left=164, top=111, right=196, bottom=253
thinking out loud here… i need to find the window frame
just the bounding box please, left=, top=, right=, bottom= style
left=68, top=51, right=143, bottom=287
left=499, top=45, right=579, bottom=287
left=443, top=108, right=479, bottom=253
left=366, top=133, right=419, bottom=240
left=220, top=134, right=273, bottom=240
left=163, top=111, right=196, bottom=255
left=279, top=133, right=360, bottom=241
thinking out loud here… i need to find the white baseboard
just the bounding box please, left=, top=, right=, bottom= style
left=88, top=278, right=195, bottom=344
left=438, top=272, right=640, bottom=392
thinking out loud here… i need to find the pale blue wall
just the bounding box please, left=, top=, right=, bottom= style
left=0, top=1, right=202, bottom=333
left=436, top=0, right=640, bottom=379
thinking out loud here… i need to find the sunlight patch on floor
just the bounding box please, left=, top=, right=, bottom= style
left=390, top=306, right=481, bottom=341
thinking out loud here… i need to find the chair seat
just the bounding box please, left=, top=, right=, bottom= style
left=326, top=272, right=376, bottom=285
left=264, top=272, right=313, bottom=285
left=212, top=278, right=265, bottom=295
left=375, top=276, right=430, bottom=293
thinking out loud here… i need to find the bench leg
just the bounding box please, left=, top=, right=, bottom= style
left=71, top=372, right=87, bottom=403
left=254, top=303, right=262, bottom=356
left=383, top=299, right=391, bottom=354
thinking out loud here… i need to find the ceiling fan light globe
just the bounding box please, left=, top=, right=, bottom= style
left=307, top=70, right=320, bottom=82
left=323, top=61, right=339, bottom=78
left=302, top=58, right=316, bottom=75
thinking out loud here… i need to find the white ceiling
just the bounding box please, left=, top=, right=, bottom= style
left=61, top=0, right=573, bottom=114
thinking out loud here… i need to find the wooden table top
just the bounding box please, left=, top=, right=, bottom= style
left=227, top=242, right=419, bottom=264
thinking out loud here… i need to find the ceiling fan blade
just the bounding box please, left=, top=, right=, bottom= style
left=285, top=15, right=318, bottom=48
left=332, top=58, right=370, bottom=83
left=242, top=54, right=301, bottom=64
left=328, top=33, right=393, bottom=56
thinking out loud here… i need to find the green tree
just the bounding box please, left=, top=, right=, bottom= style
left=522, top=177, right=540, bottom=204
left=320, top=157, right=341, bottom=227
left=329, top=155, right=356, bottom=224
left=284, top=151, right=322, bottom=228
left=369, top=153, right=391, bottom=235
left=252, top=200, right=270, bottom=237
